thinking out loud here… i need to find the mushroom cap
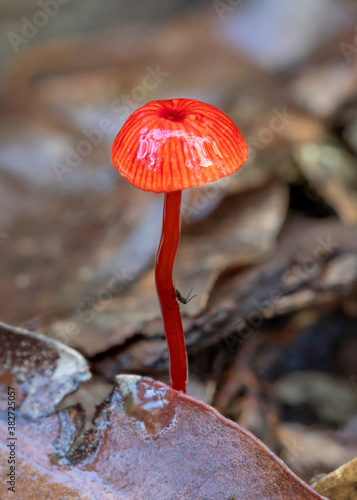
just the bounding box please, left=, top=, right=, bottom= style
left=111, top=98, right=248, bottom=193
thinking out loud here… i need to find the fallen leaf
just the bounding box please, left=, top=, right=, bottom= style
left=0, top=375, right=325, bottom=499
left=0, top=321, right=91, bottom=419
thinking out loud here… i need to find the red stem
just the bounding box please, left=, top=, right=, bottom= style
left=155, top=190, right=187, bottom=392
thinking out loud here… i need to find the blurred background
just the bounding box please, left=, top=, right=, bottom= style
left=1, top=0, right=357, bottom=486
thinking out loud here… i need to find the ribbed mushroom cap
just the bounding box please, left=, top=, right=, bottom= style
left=111, top=98, right=248, bottom=193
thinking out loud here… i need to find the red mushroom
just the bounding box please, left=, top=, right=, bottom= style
left=112, top=98, right=248, bottom=392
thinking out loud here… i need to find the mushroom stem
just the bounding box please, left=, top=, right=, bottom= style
left=155, top=190, right=187, bottom=392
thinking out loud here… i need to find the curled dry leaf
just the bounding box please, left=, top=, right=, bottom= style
left=0, top=375, right=326, bottom=499
left=0, top=321, right=91, bottom=419
left=313, top=457, right=357, bottom=500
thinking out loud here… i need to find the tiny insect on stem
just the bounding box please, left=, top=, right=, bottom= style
left=175, top=288, right=196, bottom=305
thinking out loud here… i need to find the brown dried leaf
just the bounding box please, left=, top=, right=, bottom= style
left=0, top=375, right=325, bottom=499
left=313, top=457, right=357, bottom=499
left=0, top=321, right=90, bottom=419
